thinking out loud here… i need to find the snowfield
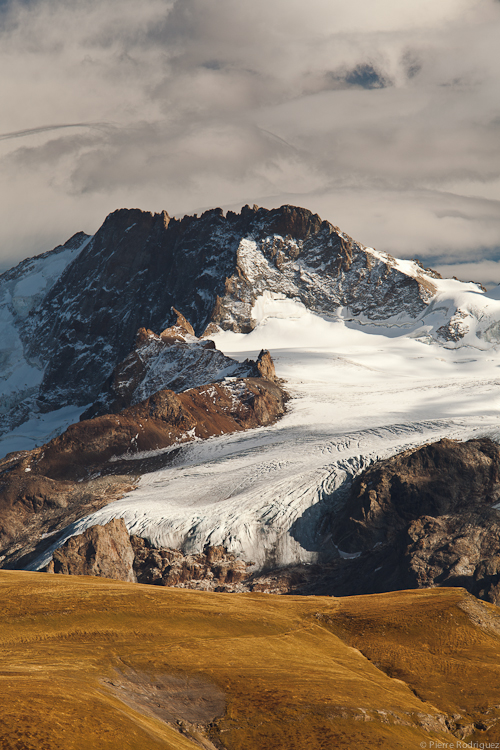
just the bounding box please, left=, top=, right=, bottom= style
left=0, top=233, right=91, bottom=452
left=29, top=289, right=500, bottom=571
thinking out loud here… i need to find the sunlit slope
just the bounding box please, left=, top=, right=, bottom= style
left=319, top=589, right=500, bottom=741
left=1, top=574, right=500, bottom=749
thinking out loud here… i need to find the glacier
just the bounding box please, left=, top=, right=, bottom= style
left=28, top=289, right=500, bottom=571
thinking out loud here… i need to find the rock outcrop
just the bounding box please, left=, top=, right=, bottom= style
left=82, top=313, right=276, bottom=420
left=131, top=537, right=251, bottom=590
left=41, top=526, right=251, bottom=590
left=405, top=511, right=500, bottom=603
left=299, top=437, right=500, bottom=604
left=35, top=375, right=285, bottom=482
left=43, top=518, right=135, bottom=582
left=332, top=437, right=500, bottom=553
left=0, top=449, right=136, bottom=571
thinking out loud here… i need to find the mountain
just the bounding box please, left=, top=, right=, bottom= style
left=2, top=202, right=493, bottom=451
left=2, top=203, right=500, bottom=605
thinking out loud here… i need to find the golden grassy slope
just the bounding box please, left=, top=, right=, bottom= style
left=1, top=572, right=500, bottom=749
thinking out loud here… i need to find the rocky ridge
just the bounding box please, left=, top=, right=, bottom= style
left=83, top=307, right=276, bottom=419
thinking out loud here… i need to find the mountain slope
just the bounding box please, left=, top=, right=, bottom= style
left=25, top=296, right=500, bottom=577
left=0, top=324, right=285, bottom=570
left=2, top=572, right=500, bottom=749
left=0, top=231, right=91, bottom=443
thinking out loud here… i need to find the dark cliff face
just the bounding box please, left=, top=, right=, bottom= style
left=332, top=438, right=500, bottom=554
left=27, top=204, right=331, bottom=410
left=18, top=203, right=434, bottom=414
left=318, top=438, right=500, bottom=605
left=27, top=207, right=239, bottom=410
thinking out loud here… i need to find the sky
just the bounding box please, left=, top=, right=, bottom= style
left=0, top=0, right=499, bottom=284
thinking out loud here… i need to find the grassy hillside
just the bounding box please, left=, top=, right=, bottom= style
left=1, top=572, right=499, bottom=749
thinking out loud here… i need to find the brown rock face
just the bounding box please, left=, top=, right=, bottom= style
left=0, top=446, right=136, bottom=571
left=405, top=512, right=500, bottom=604
left=255, top=349, right=278, bottom=382
left=333, top=438, right=500, bottom=553
left=41, top=528, right=251, bottom=590
left=131, top=538, right=251, bottom=590
left=171, top=306, right=195, bottom=336
left=81, top=322, right=275, bottom=420
left=315, top=437, right=500, bottom=604
left=35, top=377, right=286, bottom=482
left=44, top=519, right=135, bottom=582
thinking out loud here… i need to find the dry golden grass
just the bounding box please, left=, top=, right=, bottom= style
left=1, top=572, right=499, bottom=749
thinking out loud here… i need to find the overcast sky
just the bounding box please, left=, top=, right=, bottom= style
left=1, top=0, right=499, bottom=284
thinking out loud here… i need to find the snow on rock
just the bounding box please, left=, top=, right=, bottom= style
left=11, top=204, right=442, bottom=420
left=4, top=204, right=500, bottom=572
left=0, top=232, right=91, bottom=445
left=208, top=233, right=437, bottom=335
left=85, top=319, right=266, bottom=420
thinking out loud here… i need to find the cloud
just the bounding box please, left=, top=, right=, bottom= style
left=0, top=0, right=499, bottom=287
left=433, top=260, right=500, bottom=288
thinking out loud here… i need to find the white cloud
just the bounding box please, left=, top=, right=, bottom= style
left=0, top=0, right=499, bottom=285
left=434, top=259, right=500, bottom=288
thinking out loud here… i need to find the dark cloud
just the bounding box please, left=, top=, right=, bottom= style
left=0, top=122, right=108, bottom=141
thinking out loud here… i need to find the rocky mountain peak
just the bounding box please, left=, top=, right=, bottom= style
left=0, top=203, right=463, bottom=446
left=171, top=306, right=195, bottom=337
